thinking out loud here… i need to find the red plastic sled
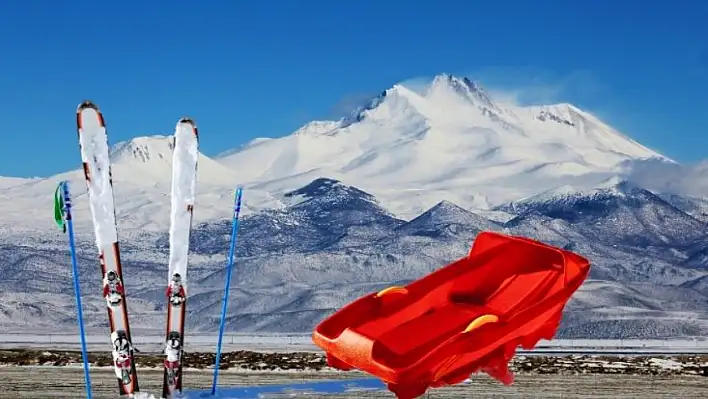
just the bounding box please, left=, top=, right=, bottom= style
left=312, top=231, right=590, bottom=398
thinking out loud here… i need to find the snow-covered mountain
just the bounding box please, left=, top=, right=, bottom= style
left=1, top=73, right=707, bottom=338
left=1, top=135, right=284, bottom=238
left=218, top=73, right=668, bottom=217
left=2, top=177, right=707, bottom=338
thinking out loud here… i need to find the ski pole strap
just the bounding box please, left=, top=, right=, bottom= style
left=54, top=183, right=66, bottom=232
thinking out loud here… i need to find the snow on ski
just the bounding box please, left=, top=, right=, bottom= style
left=76, top=100, right=140, bottom=396
left=162, top=117, right=199, bottom=398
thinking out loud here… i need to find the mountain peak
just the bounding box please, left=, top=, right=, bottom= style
left=282, top=178, right=396, bottom=225
left=340, top=86, right=405, bottom=128
left=509, top=177, right=637, bottom=207
left=396, top=199, right=496, bottom=238
left=533, top=102, right=612, bottom=129
left=110, top=135, right=174, bottom=165
left=535, top=104, right=578, bottom=126
left=498, top=177, right=686, bottom=225
left=105, top=134, right=240, bottom=187
left=415, top=199, right=494, bottom=225
left=430, top=73, right=483, bottom=93
left=428, top=199, right=469, bottom=213
left=342, top=73, right=500, bottom=128
left=426, top=73, right=500, bottom=112
left=523, top=102, right=667, bottom=162
left=284, top=178, right=375, bottom=203
left=293, top=120, right=341, bottom=136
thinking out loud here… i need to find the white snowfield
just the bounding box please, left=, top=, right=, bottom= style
left=2, top=73, right=704, bottom=234
left=1, top=333, right=707, bottom=354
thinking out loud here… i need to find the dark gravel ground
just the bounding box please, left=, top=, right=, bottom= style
left=0, top=348, right=707, bottom=376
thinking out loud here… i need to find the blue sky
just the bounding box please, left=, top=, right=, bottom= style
left=1, top=0, right=707, bottom=177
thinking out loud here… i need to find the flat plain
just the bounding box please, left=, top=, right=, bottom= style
left=0, top=367, right=706, bottom=398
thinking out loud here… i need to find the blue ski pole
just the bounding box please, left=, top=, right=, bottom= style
left=56, top=181, right=93, bottom=399
left=211, top=185, right=244, bottom=395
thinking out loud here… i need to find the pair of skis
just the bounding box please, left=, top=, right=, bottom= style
left=76, top=101, right=198, bottom=398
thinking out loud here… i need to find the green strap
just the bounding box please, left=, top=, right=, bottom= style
left=54, top=183, right=66, bottom=233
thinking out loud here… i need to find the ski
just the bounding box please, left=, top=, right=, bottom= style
left=162, top=117, right=199, bottom=398
left=76, top=101, right=139, bottom=396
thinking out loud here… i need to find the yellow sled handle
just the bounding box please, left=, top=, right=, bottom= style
left=375, top=286, right=408, bottom=297
left=463, top=314, right=499, bottom=333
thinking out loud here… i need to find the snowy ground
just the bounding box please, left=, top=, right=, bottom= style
left=1, top=333, right=708, bottom=354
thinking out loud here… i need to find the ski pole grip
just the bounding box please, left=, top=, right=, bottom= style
left=61, top=181, right=72, bottom=212
left=234, top=185, right=243, bottom=215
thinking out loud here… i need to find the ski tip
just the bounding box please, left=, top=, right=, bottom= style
left=177, top=117, right=199, bottom=139
left=178, top=117, right=196, bottom=127
left=77, top=100, right=99, bottom=112
left=76, top=100, right=106, bottom=129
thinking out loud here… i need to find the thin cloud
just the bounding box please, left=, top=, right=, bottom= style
left=327, top=67, right=614, bottom=121
left=459, top=66, right=610, bottom=107
left=328, top=92, right=379, bottom=119
left=397, top=76, right=436, bottom=95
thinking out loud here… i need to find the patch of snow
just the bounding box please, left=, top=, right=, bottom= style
left=648, top=357, right=683, bottom=370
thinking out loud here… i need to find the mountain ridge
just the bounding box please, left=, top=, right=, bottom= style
left=2, top=175, right=707, bottom=338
